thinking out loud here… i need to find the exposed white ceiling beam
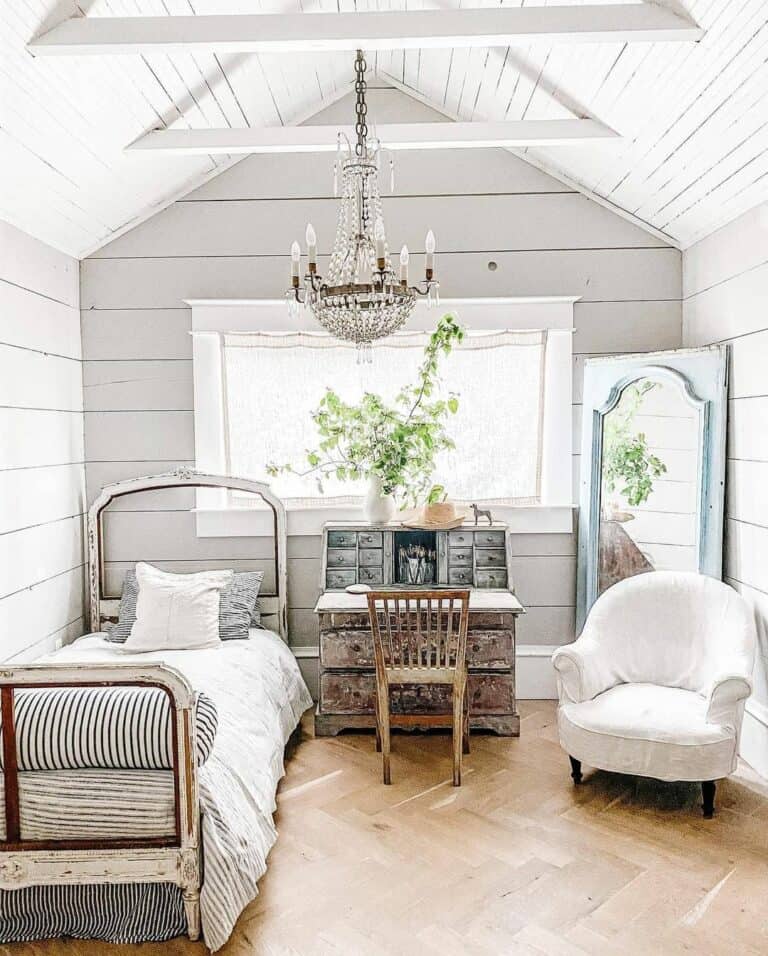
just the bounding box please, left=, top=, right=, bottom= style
left=127, top=119, right=619, bottom=155
left=29, top=6, right=703, bottom=56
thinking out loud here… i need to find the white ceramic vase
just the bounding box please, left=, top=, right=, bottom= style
left=364, top=475, right=395, bottom=524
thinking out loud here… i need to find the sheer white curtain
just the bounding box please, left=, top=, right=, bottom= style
left=223, top=329, right=547, bottom=505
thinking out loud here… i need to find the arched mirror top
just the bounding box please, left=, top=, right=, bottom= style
left=597, top=365, right=707, bottom=419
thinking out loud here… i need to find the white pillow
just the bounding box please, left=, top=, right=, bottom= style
left=123, top=563, right=234, bottom=653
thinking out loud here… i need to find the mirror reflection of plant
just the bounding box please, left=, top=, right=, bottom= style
left=267, top=315, right=465, bottom=507
left=602, top=381, right=667, bottom=509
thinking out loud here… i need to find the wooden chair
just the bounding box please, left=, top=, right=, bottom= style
left=366, top=590, right=471, bottom=786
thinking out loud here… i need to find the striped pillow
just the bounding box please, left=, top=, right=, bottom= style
left=0, top=687, right=218, bottom=771
left=109, top=568, right=264, bottom=643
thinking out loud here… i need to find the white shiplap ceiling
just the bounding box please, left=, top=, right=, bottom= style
left=1, top=0, right=766, bottom=258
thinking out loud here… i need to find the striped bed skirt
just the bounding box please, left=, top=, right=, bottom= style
left=0, top=883, right=187, bottom=944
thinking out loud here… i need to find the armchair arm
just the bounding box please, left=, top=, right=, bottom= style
left=552, top=637, right=616, bottom=704
left=706, top=675, right=752, bottom=732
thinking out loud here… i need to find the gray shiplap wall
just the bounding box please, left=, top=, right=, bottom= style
left=0, top=220, right=85, bottom=661
left=683, top=201, right=768, bottom=775
left=81, top=87, right=683, bottom=693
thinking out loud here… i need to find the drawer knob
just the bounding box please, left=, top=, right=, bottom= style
left=351, top=643, right=361, bottom=653
left=472, top=643, right=480, bottom=652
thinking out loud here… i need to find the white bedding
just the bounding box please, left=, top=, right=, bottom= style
left=39, top=628, right=313, bottom=951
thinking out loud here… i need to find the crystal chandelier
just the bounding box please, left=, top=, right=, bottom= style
left=287, top=50, right=439, bottom=362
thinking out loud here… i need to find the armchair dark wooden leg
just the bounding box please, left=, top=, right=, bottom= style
left=701, top=780, right=716, bottom=819
left=569, top=756, right=583, bottom=785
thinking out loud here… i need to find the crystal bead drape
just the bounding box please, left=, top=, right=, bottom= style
left=287, top=50, right=439, bottom=359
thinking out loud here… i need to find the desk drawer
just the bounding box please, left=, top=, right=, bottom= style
left=359, top=567, right=383, bottom=585
left=476, top=569, right=508, bottom=589
left=328, top=548, right=356, bottom=569
left=320, top=672, right=514, bottom=715
left=475, top=530, right=505, bottom=548
left=359, top=548, right=383, bottom=567
left=326, top=570, right=356, bottom=589
left=475, top=549, right=506, bottom=568
left=321, top=629, right=513, bottom=670
left=448, top=548, right=473, bottom=567
left=448, top=567, right=473, bottom=586
left=448, top=530, right=473, bottom=548
left=357, top=531, right=383, bottom=548
left=328, top=531, right=357, bottom=549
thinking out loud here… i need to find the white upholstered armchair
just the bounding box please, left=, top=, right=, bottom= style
left=552, top=572, right=756, bottom=818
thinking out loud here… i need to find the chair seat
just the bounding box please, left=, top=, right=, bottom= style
left=558, top=683, right=737, bottom=782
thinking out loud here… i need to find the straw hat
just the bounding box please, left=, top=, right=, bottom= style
left=399, top=501, right=467, bottom=530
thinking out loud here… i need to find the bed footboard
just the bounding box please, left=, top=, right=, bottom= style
left=0, top=662, right=202, bottom=941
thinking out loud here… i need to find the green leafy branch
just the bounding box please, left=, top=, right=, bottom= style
left=602, top=381, right=667, bottom=509
left=267, top=314, right=465, bottom=506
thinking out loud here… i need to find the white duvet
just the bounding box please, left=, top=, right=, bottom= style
left=40, top=629, right=313, bottom=952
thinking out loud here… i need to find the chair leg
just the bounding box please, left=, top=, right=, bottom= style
left=452, top=685, right=464, bottom=787
left=701, top=780, right=716, bottom=819
left=377, top=684, right=391, bottom=785
left=462, top=685, right=470, bottom=755
left=375, top=722, right=382, bottom=753
left=569, top=756, right=583, bottom=785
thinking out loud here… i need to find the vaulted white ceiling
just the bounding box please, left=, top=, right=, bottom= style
left=1, top=0, right=765, bottom=258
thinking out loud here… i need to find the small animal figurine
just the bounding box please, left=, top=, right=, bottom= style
left=471, top=503, right=493, bottom=526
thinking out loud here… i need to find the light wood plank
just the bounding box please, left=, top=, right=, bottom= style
left=0, top=409, right=84, bottom=470
left=83, top=360, right=193, bottom=412
left=84, top=410, right=194, bottom=462
left=0, top=345, right=83, bottom=412
left=130, top=119, right=619, bottom=155
left=0, top=464, right=84, bottom=537
left=92, top=192, right=666, bottom=259
left=81, top=248, right=682, bottom=309
left=30, top=7, right=703, bottom=56
left=0, top=566, right=84, bottom=662
left=0, top=280, right=81, bottom=359
left=0, top=516, right=84, bottom=602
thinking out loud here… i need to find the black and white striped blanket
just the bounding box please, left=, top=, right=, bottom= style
left=0, top=630, right=312, bottom=952
left=0, top=687, right=217, bottom=770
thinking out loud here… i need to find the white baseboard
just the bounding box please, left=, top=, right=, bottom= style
left=516, top=644, right=558, bottom=699
left=291, top=644, right=558, bottom=701
left=741, top=699, right=768, bottom=780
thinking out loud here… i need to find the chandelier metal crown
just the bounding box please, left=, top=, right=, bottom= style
left=287, top=50, right=439, bottom=361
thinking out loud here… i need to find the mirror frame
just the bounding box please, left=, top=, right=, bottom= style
left=576, top=345, right=728, bottom=633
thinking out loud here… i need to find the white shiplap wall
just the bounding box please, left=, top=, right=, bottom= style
left=683, top=200, right=768, bottom=776
left=81, top=87, right=683, bottom=696
left=0, top=220, right=85, bottom=661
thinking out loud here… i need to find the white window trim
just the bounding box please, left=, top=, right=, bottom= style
left=189, top=297, right=577, bottom=536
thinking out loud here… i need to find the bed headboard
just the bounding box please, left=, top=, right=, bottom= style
left=87, top=469, right=288, bottom=641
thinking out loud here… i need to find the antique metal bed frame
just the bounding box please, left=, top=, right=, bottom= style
left=0, top=470, right=288, bottom=941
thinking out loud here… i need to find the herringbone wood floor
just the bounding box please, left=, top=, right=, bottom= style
left=10, top=700, right=768, bottom=956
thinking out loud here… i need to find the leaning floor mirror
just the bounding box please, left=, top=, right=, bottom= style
left=576, top=345, right=728, bottom=632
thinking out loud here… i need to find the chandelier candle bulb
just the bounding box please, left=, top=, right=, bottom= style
left=425, top=229, right=436, bottom=280
left=290, top=240, right=301, bottom=283
left=306, top=223, right=317, bottom=272
left=400, top=245, right=409, bottom=284
left=374, top=219, right=386, bottom=269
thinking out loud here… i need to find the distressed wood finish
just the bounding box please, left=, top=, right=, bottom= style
left=319, top=672, right=516, bottom=716
left=0, top=663, right=201, bottom=939
left=367, top=590, right=471, bottom=786
left=87, top=469, right=288, bottom=641
left=315, top=588, right=522, bottom=738
left=2, top=470, right=291, bottom=942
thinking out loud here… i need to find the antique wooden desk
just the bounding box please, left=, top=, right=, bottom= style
left=314, top=522, right=525, bottom=737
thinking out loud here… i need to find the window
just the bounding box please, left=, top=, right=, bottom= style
left=190, top=298, right=574, bottom=535
left=224, top=329, right=546, bottom=506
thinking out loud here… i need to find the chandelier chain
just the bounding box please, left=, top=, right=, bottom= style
left=354, top=50, right=368, bottom=157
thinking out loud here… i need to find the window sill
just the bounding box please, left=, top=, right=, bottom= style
left=194, top=504, right=574, bottom=538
